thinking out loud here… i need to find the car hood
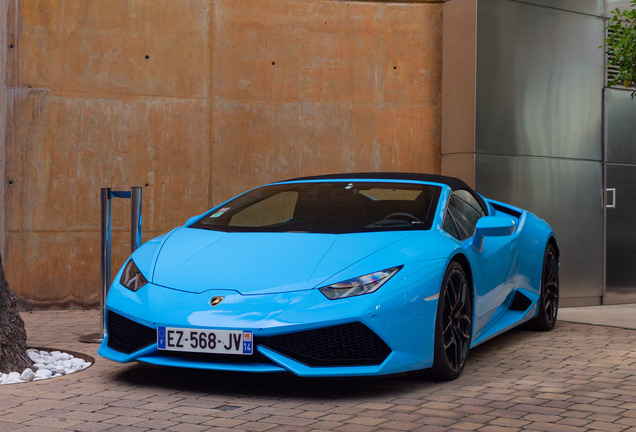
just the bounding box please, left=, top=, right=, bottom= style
left=150, top=227, right=419, bottom=295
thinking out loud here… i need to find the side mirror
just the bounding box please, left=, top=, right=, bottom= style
left=472, top=216, right=516, bottom=252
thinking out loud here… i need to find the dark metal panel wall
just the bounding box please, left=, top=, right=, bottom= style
left=606, top=89, right=636, bottom=164
left=605, top=88, right=636, bottom=303
left=476, top=155, right=603, bottom=305
left=473, top=0, right=605, bottom=305
left=475, top=0, right=604, bottom=160
left=606, top=164, right=636, bottom=304
left=517, top=0, right=603, bottom=15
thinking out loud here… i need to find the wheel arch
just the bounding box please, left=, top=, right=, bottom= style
left=545, top=235, right=560, bottom=278
left=430, top=252, right=475, bottom=380
left=449, top=253, right=474, bottom=303
left=547, top=236, right=560, bottom=259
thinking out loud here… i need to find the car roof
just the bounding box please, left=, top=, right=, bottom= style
left=282, top=172, right=489, bottom=214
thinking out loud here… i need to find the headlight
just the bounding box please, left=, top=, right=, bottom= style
left=319, top=266, right=403, bottom=300
left=120, top=259, right=148, bottom=291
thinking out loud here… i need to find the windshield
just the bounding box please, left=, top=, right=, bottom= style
left=190, top=181, right=441, bottom=234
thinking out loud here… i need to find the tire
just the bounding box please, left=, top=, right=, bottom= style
left=430, top=261, right=472, bottom=381
left=527, top=243, right=559, bottom=331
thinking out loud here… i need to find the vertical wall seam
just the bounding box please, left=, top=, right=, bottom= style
left=208, top=0, right=214, bottom=208
left=0, top=0, right=9, bottom=258
left=57, top=0, right=65, bottom=94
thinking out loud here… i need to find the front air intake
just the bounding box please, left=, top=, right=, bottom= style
left=260, top=322, right=391, bottom=367
left=107, top=311, right=156, bottom=354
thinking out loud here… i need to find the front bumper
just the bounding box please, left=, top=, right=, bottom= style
left=98, top=264, right=443, bottom=377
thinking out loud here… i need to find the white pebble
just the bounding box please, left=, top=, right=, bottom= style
left=20, top=368, right=35, bottom=382
left=48, top=367, right=64, bottom=375
left=71, top=358, right=85, bottom=367
left=27, top=351, right=41, bottom=362
left=35, top=369, right=52, bottom=379
left=4, top=372, right=23, bottom=384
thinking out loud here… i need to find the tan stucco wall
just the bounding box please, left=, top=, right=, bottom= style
left=1, top=0, right=443, bottom=308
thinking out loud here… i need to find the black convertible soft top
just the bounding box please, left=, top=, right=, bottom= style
left=284, top=172, right=488, bottom=214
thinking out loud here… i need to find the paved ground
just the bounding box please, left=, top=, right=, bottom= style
left=559, top=305, right=636, bottom=330
left=1, top=308, right=636, bottom=432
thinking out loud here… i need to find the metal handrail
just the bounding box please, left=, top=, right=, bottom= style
left=80, top=187, right=142, bottom=343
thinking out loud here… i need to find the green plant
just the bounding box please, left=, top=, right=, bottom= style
left=605, top=0, right=636, bottom=94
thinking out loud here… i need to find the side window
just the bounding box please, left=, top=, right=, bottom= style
left=442, top=196, right=462, bottom=239
left=443, top=190, right=485, bottom=240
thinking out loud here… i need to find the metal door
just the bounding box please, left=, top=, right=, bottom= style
left=605, top=165, right=636, bottom=303
left=604, top=89, right=636, bottom=304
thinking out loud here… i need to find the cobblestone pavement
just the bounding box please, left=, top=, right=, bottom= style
left=1, top=309, right=636, bottom=432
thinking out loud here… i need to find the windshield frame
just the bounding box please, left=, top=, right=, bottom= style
left=190, top=179, right=444, bottom=234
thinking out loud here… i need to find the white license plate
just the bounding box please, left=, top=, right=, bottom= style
left=157, top=327, right=253, bottom=355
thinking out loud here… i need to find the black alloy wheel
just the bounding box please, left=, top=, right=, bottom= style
left=528, top=243, right=559, bottom=331
left=431, top=261, right=472, bottom=381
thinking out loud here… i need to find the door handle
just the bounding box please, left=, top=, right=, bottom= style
left=606, top=188, right=616, bottom=209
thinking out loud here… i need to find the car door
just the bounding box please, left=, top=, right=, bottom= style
left=442, top=190, right=520, bottom=336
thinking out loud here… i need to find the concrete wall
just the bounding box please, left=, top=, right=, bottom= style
left=1, top=0, right=443, bottom=308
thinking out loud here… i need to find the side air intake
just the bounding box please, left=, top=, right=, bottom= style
left=510, top=291, right=532, bottom=312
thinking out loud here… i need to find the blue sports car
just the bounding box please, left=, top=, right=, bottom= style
left=98, top=173, right=558, bottom=380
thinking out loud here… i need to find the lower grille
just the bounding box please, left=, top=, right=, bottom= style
left=260, top=322, right=391, bottom=367
left=107, top=311, right=157, bottom=354
left=106, top=314, right=391, bottom=368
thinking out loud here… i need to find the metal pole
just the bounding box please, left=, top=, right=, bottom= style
left=81, top=187, right=142, bottom=344
left=131, top=187, right=142, bottom=252
left=100, top=187, right=112, bottom=339
left=80, top=188, right=111, bottom=343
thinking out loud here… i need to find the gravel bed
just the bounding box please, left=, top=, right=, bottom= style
left=0, top=348, right=92, bottom=385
